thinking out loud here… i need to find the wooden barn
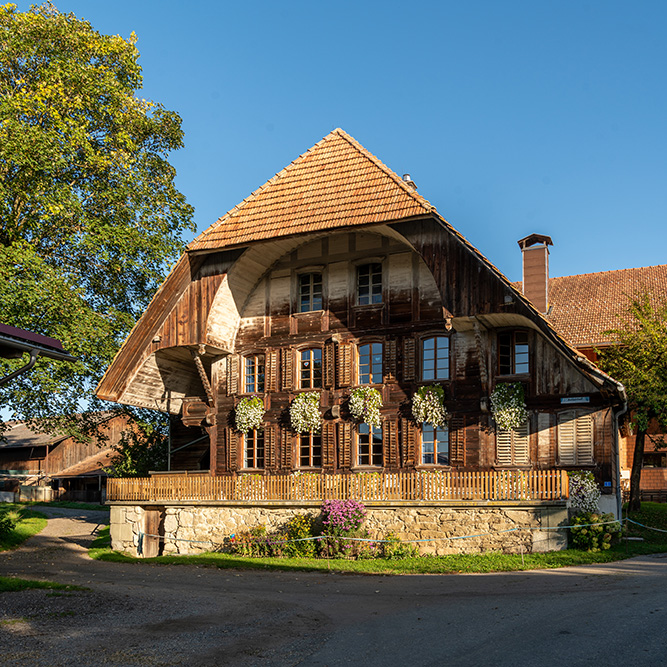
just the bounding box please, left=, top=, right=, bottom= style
left=97, top=129, right=626, bottom=556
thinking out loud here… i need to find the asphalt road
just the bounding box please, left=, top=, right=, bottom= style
left=0, top=507, right=666, bottom=666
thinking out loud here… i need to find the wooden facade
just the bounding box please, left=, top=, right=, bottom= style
left=98, top=129, right=626, bottom=503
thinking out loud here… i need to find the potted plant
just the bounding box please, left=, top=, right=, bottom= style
left=412, top=384, right=449, bottom=428
left=490, top=382, right=528, bottom=430
left=290, top=392, right=322, bottom=433
left=235, top=396, right=265, bottom=433
left=349, top=387, right=383, bottom=428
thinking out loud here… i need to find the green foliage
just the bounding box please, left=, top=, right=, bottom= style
left=570, top=512, right=622, bottom=552
left=598, top=294, right=667, bottom=435
left=0, top=508, right=19, bottom=538
left=0, top=3, right=194, bottom=437
left=281, top=513, right=317, bottom=558
left=0, top=505, right=47, bottom=550
left=0, top=576, right=86, bottom=593
left=104, top=414, right=168, bottom=477
left=382, top=532, right=418, bottom=559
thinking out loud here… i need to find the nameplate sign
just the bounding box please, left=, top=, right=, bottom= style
left=560, top=396, right=591, bottom=405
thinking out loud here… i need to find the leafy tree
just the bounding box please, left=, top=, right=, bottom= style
left=597, top=294, right=667, bottom=512
left=0, top=3, right=194, bottom=441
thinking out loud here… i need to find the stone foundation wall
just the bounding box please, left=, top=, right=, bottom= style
left=110, top=501, right=568, bottom=557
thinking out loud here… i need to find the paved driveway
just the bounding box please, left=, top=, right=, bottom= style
left=0, top=507, right=666, bottom=666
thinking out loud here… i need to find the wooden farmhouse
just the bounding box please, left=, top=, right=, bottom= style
left=97, top=129, right=627, bottom=556
left=515, top=248, right=667, bottom=500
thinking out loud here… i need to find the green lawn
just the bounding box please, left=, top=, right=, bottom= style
left=20, top=500, right=109, bottom=512
left=0, top=505, right=48, bottom=552
left=89, top=503, right=667, bottom=575
left=0, top=576, right=86, bottom=593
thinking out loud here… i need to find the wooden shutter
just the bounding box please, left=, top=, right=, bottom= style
left=576, top=412, right=594, bottom=465
left=337, top=343, right=353, bottom=387
left=450, top=416, right=465, bottom=466
left=402, top=338, right=416, bottom=382
left=400, top=418, right=416, bottom=468
left=496, top=427, right=513, bottom=466
left=228, top=428, right=239, bottom=472
left=337, top=422, right=352, bottom=469
left=513, top=419, right=530, bottom=465
left=557, top=410, right=577, bottom=465
left=384, top=339, right=397, bottom=383
left=383, top=420, right=399, bottom=469
left=280, top=427, right=292, bottom=470
left=321, top=422, right=337, bottom=469
left=264, top=424, right=277, bottom=470
left=323, top=340, right=336, bottom=389
left=266, top=350, right=279, bottom=392
left=280, top=348, right=294, bottom=391
left=226, top=355, right=239, bottom=396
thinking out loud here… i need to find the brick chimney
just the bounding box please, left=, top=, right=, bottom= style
left=517, top=233, right=553, bottom=314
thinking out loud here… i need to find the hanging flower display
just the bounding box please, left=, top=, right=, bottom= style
left=412, top=385, right=449, bottom=428
left=349, top=387, right=383, bottom=428
left=290, top=392, right=322, bottom=433
left=490, top=382, right=529, bottom=430
left=235, top=397, right=265, bottom=433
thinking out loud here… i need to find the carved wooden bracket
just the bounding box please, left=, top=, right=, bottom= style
left=191, top=346, right=214, bottom=406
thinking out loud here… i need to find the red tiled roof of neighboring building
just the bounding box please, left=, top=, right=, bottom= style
left=188, top=128, right=436, bottom=252
left=544, top=265, right=667, bottom=347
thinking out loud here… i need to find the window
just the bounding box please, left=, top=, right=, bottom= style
left=244, top=354, right=265, bottom=393
left=357, top=263, right=382, bottom=305
left=422, top=336, right=450, bottom=381
left=357, top=423, right=383, bottom=466
left=557, top=410, right=593, bottom=465
left=244, top=430, right=264, bottom=469
left=298, top=273, right=323, bottom=312
left=499, top=331, right=529, bottom=375
left=496, top=420, right=529, bottom=466
left=421, top=424, right=449, bottom=465
left=358, top=342, right=383, bottom=384
left=299, top=432, right=322, bottom=468
left=300, top=348, right=322, bottom=389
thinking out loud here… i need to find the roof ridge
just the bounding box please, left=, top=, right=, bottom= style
left=188, top=128, right=435, bottom=251
left=551, top=263, right=667, bottom=281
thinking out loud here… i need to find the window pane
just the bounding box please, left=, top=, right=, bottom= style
left=298, top=273, right=323, bottom=312
left=422, top=337, right=449, bottom=381
left=357, top=264, right=382, bottom=305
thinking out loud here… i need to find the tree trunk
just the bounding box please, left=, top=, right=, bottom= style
left=628, top=426, right=647, bottom=513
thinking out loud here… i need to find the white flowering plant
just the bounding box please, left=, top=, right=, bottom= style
left=569, top=470, right=601, bottom=514
left=412, top=385, right=449, bottom=428
left=235, top=397, right=265, bottom=433
left=290, top=392, right=322, bottom=433
left=349, top=387, right=383, bottom=428
left=490, top=382, right=529, bottom=430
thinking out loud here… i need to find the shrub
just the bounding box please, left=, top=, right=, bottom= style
left=569, top=470, right=601, bottom=514
left=320, top=499, right=368, bottom=558
left=570, top=512, right=622, bottom=551
left=0, top=510, right=20, bottom=539
left=228, top=525, right=272, bottom=557
left=281, top=513, right=317, bottom=558
left=382, top=532, right=418, bottom=559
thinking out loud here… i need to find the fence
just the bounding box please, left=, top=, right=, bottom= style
left=108, top=469, right=569, bottom=504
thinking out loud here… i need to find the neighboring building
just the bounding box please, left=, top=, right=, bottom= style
left=517, top=235, right=667, bottom=498
left=98, top=129, right=626, bottom=556
left=0, top=415, right=129, bottom=503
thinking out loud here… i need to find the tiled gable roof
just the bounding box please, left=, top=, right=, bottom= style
left=188, top=128, right=436, bottom=252
left=546, top=265, right=667, bottom=347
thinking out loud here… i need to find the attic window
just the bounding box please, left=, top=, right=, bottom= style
left=298, top=273, right=323, bottom=312
left=498, top=331, right=529, bottom=375
left=357, top=263, right=382, bottom=305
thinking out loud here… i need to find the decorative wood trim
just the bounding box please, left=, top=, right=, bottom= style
left=191, top=348, right=214, bottom=405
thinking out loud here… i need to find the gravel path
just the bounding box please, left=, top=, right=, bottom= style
left=1, top=508, right=667, bottom=666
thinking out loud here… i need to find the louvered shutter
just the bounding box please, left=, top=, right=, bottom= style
left=576, top=412, right=594, bottom=465
left=280, top=427, right=292, bottom=470
left=323, top=341, right=336, bottom=389
left=450, top=416, right=465, bottom=466
left=280, top=348, right=294, bottom=391
left=400, top=418, right=416, bottom=468
left=337, top=343, right=353, bottom=387
left=383, top=420, right=399, bottom=469
left=322, top=422, right=336, bottom=469
left=337, top=422, right=352, bottom=469
left=228, top=428, right=238, bottom=471
left=226, top=355, right=239, bottom=396
left=266, top=350, right=278, bottom=392
left=403, top=338, right=416, bottom=382
left=384, top=339, right=397, bottom=383
left=264, top=424, right=277, bottom=470
left=496, top=428, right=513, bottom=466
left=513, top=419, right=530, bottom=465
left=557, top=411, right=576, bottom=465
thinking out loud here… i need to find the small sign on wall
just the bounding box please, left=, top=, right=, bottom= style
left=560, top=396, right=591, bottom=405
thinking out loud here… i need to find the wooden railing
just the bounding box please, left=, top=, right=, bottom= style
left=107, top=470, right=569, bottom=503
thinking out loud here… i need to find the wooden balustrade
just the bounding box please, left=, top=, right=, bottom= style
left=107, top=469, right=569, bottom=503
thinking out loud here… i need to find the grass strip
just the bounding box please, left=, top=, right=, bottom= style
left=0, top=576, right=87, bottom=593
left=20, top=501, right=109, bottom=512
left=0, top=505, right=48, bottom=552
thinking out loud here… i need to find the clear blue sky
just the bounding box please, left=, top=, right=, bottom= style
left=14, top=0, right=667, bottom=282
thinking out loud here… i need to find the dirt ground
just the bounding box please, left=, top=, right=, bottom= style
left=1, top=507, right=666, bottom=666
